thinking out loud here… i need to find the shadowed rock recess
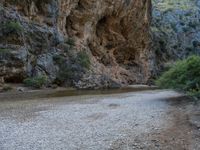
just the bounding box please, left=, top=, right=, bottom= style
left=0, top=0, right=153, bottom=89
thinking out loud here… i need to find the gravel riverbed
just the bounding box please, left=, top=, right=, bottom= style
left=0, top=89, right=200, bottom=150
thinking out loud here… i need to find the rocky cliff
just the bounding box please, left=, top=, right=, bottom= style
left=0, top=0, right=152, bottom=89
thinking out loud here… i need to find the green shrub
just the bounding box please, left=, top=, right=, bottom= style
left=56, top=65, right=74, bottom=83
left=2, top=21, right=23, bottom=34
left=53, top=55, right=76, bottom=85
left=66, top=38, right=75, bottom=46
left=0, top=48, right=11, bottom=59
left=0, top=48, right=10, bottom=54
left=53, top=55, right=65, bottom=65
left=188, top=89, right=200, bottom=100
left=2, top=85, right=13, bottom=92
left=23, top=76, right=47, bottom=89
left=156, top=55, right=200, bottom=99
left=53, top=51, right=90, bottom=85
left=77, top=51, right=90, bottom=69
left=7, top=0, right=20, bottom=5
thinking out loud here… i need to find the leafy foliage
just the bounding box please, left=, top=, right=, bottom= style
left=156, top=55, right=200, bottom=99
left=0, top=48, right=12, bottom=59
left=53, top=51, right=90, bottom=85
left=66, top=38, right=75, bottom=46
left=77, top=51, right=91, bottom=69
left=152, top=0, right=197, bottom=12
left=23, top=76, right=47, bottom=89
left=0, top=48, right=10, bottom=54
left=2, top=85, right=13, bottom=92
left=1, top=21, right=23, bottom=34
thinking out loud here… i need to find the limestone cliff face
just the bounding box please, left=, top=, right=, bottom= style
left=0, top=0, right=152, bottom=89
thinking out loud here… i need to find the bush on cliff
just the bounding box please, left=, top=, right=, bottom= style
left=76, top=51, right=90, bottom=69
left=2, top=21, right=23, bottom=34
left=156, top=55, right=200, bottom=99
left=23, top=75, right=47, bottom=89
left=0, top=48, right=11, bottom=58
left=53, top=51, right=90, bottom=85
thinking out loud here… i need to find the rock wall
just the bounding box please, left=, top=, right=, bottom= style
left=0, top=0, right=152, bottom=89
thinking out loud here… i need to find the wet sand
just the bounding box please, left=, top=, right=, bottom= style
left=0, top=89, right=199, bottom=150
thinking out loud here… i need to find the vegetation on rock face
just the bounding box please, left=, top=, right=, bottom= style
left=77, top=51, right=91, bottom=69
left=1, top=21, right=23, bottom=34
left=53, top=51, right=90, bottom=86
left=23, top=76, right=47, bottom=89
left=2, top=85, right=13, bottom=91
left=153, top=0, right=197, bottom=12
left=65, top=38, right=75, bottom=47
left=152, top=0, right=200, bottom=71
left=156, top=55, right=200, bottom=99
left=0, top=48, right=12, bottom=59
left=0, top=48, right=10, bottom=54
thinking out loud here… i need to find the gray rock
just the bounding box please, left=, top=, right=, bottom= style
left=16, top=87, right=25, bottom=92
left=36, top=53, right=58, bottom=80
left=189, top=114, right=200, bottom=128
left=74, top=74, right=121, bottom=89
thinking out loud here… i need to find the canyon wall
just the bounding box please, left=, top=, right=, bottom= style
left=0, top=0, right=153, bottom=89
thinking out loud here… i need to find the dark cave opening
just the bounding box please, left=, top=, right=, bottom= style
left=4, top=75, right=25, bottom=84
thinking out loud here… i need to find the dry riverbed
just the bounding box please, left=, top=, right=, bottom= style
left=0, top=89, right=200, bottom=150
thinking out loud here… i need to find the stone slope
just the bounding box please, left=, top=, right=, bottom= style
left=0, top=0, right=152, bottom=89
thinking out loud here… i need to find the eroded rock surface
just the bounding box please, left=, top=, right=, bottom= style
left=0, top=0, right=152, bottom=89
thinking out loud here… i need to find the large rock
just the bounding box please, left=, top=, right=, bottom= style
left=0, top=0, right=153, bottom=88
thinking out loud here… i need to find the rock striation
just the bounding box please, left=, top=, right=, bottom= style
left=0, top=0, right=152, bottom=89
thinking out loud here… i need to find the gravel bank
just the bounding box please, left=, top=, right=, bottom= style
left=0, top=90, right=199, bottom=150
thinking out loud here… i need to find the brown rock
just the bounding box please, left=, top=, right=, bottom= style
left=0, top=0, right=153, bottom=88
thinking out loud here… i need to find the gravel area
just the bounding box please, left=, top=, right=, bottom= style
left=0, top=90, right=199, bottom=150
